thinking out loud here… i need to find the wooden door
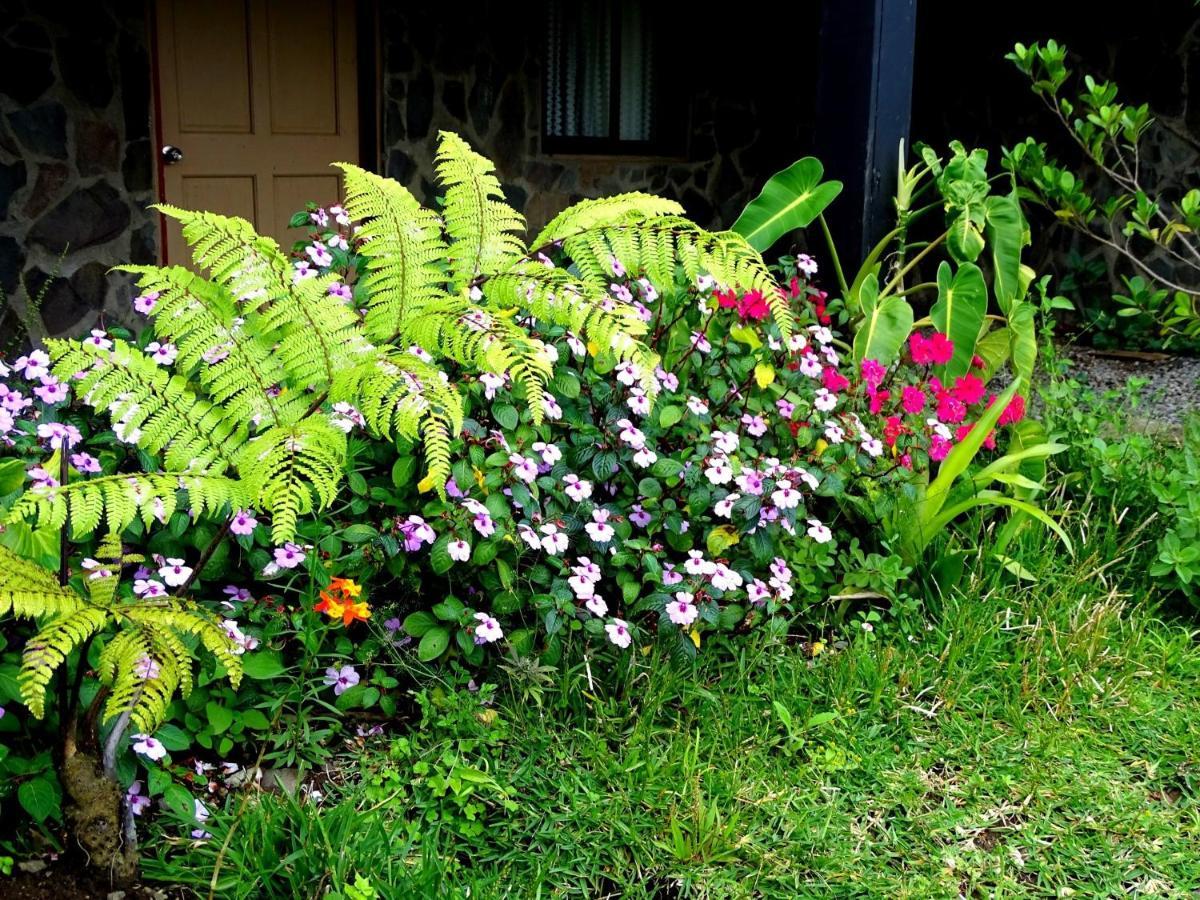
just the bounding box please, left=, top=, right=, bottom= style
left=154, top=0, right=358, bottom=263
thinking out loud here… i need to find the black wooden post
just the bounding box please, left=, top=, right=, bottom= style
left=815, top=0, right=917, bottom=270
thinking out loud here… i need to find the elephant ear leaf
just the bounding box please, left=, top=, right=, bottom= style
left=732, top=158, right=843, bottom=252
left=986, top=191, right=1028, bottom=315
left=852, top=274, right=914, bottom=366
left=930, top=261, right=987, bottom=380
left=1007, top=301, right=1038, bottom=380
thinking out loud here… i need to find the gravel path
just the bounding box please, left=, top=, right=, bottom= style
left=1055, top=345, right=1200, bottom=424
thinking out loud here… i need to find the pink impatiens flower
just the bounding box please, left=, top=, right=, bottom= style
left=324, top=665, right=360, bottom=696
left=229, top=509, right=258, bottom=536
left=273, top=543, right=307, bottom=568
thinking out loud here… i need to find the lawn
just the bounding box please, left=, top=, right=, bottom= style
left=145, top=496, right=1200, bottom=898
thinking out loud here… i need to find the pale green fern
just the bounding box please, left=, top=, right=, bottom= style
left=0, top=537, right=241, bottom=733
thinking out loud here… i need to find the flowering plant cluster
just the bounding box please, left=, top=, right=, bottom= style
left=313, top=242, right=1034, bottom=661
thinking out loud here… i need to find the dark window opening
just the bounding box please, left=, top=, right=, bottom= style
left=542, top=0, right=684, bottom=155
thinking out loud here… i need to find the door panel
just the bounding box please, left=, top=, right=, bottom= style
left=155, top=0, right=358, bottom=263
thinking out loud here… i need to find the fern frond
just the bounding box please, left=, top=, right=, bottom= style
left=532, top=193, right=685, bottom=248
left=435, top=131, right=526, bottom=289
left=127, top=605, right=243, bottom=690
left=236, top=418, right=347, bottom=543
left=334, top=349, right=465, bottom=490
left=49, top=338, right=243, bottom=474
left=20, top=607, right=107, bottom=719
left=155, top=205, right=294, bottom=308
left=334, top=162, right=451, bottom=343
left=254, top=273, right=376, bottom=393
left=5, top=473, right=250, bottom=538
left=0, top=548, right=83, bottom=619
left=116, top=265, right=306, bottom=427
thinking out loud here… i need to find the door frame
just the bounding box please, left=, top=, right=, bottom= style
left=147, top=0, right=381, bottom=264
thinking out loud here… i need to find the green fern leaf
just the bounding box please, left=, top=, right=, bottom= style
left=435, top=131, right=527, bottom=289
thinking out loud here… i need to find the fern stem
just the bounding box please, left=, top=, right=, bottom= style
left=176, top=518, right=233, bottom=597
left=58, top=448, right=69, bottom=586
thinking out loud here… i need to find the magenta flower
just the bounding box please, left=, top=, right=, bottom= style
left=273, top=543, right=306, bottom=569
left=70, top=452, right=101, bottom=473
left=229, top=509, right=258, bottom=536
left=33, top=377, right=68, bottom=404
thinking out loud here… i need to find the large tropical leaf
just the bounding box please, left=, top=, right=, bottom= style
left=930, top=261, right=988, bottom=380
left=732, top=158, right=843, bottom=252
left=1007, top=301, right=1037, bottom=380
left=852, top=274, right=914, bottom=366
left=986, top=191, right=1027, bottom=314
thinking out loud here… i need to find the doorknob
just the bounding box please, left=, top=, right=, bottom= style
left=161, top=145, right=184, bottom=165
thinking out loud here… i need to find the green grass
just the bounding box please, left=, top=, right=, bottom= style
left=148, top=502, right=1200, bottom=899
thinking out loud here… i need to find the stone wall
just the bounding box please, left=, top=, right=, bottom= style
left=378, top=2, right=817, bottom=233
left=0, top=1, right=155, bottom=342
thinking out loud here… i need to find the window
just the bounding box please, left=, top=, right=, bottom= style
left=542, top=0, right=683, bottom=155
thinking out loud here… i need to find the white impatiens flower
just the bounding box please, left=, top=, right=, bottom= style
left=809, top=325, right=833, bottom=345
left=448, top=539, right=471, bottom=562
left=806, top=518, right=833, bottom=543
left=711, top=430, right=739, bottom=455
left=799, top=353, right=822, bottom=377
left=616, top=418, right=646, bottom=450
left=813, top=388, right=837, bottom=413
left=532, top=441, right=561, bottom=466
left=585, top=595, right=608, bottom=617
left=517, top=523, right=541, bottom=551
left=606, top=619, right=632, bottom=649
left=684, top=550, right=717, bottom=577
left=796, top=253, right=818, bottom=276
left=509, top=454, right=539, bottom=483
left=615, top=360, right=642, bottom=386
left=710, top=563, right=743, bottom=592
left=585, top=508, right=615, bottom=544
left=824, top=423, right=845, bottom=444
left=480, top=372, right=506, bottom=399
left=667, top=592, right=698, bottom=627
left=861, top=438, right=884, bottom=458
left=539, top=523, right=568, bottom=555
left=627, top=388, right=651, bottom=417
left=473, top=612, right=503, bottom=644
left=704, top=456, right=733, bottom=485
left=563, top=473, right=593, bottom=502
left=713, top=493, right=740, bottom=518
left=687, top=396, right=709, bottom=416
left=145, top=341, right=178, bottom=366
left=771, top=479, right=801, bottom=510
left=159, top=558, right=192, bottom=587
left=131, top=734, right=167, bottom=761
left=632, top=446, right=657, bottom=468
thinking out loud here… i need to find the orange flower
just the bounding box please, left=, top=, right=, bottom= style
left=315, top=577, right=370, bottom=626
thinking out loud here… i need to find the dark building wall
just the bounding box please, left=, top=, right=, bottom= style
left=0, top=0, right=157, bottom=339
left=911, top=0, right=1200, bottom=304
left=377, top=1, right=819, bottom=233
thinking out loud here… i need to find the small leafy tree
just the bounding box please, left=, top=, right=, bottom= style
left=1006, top=39, right=1200, bottom=342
